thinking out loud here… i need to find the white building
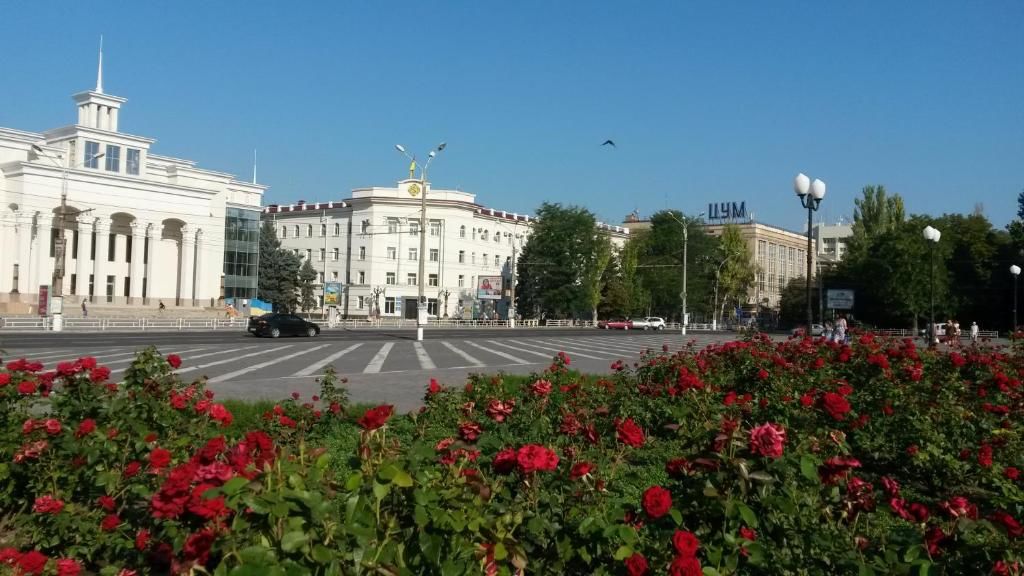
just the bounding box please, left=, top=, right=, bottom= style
left=813, top=221, right=854, bottom=264
left=266, top=180, right=629, bottom=319
left=0, top=53, right=264, bottom=314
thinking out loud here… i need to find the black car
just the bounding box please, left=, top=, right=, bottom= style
left=248, top=314, right=320, bottom=338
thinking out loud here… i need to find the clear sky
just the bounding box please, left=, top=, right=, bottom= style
left=3, top=1, right=1022, bottom=231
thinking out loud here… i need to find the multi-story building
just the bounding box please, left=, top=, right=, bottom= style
left=0, top=55, right=264, bottom=314
left=813, top=221, right=854, bottom=265
left=266, top=180, right=630, bottom=319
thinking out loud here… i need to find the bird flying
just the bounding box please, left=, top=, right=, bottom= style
left=601, top=139, right=616, bottom=147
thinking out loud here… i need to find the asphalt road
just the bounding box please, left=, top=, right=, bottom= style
left=0, top=328, right=736, bottom=412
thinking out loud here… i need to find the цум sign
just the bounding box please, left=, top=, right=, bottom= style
left=826, top=289, right=855, bottom=310
left=707, top=201, right=747, bottom=221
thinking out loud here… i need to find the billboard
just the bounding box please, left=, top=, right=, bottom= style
left=477, top=276, right=503, bottom=300
left=324, top=282, right=342, bottom=306
left=826, top=289, right=855, bottom=310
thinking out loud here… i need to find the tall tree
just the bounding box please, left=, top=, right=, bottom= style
left=634, top=211, right=718, bottom=320
left=298, top=258, right=318, bottom=312
left=257, top=221, right=301, bottom=312
left=716, top=224, right=755, bottom=322
left=848, top=185, right=906, bottom=261
left=582, top=235, right=612, bottom=323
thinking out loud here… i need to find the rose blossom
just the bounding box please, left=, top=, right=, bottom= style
left=749, top=422, right=786, bottom=458
left=668, top=556, right=702, bottom=576
left=17, top=551, right=48, bottom=575
left=821, top=392, right=852, bottom=420
left=641, top=485, right=672, bottom=518
left=570, top=462, right=594, bottom=480
left=515, top=444, right=559, bottom=474
left=166, top=354, right=182, bottom=369
left=55, top=558, right=82, bottom=576
left=529, top=379, right=553, bottom=396
left=149, top=447, right=172, bottom=470
left=100, top=514, right=121, bottom=532
left=616, top=418, right=645, bottom=448
left=492, top=448, right=517, bottom=474
left=624, top=553, right=649, bottom=576
left=33, top=495, right=64, bottom=514
left=357, top=405, right=394, bottom=430
left=672, top=530, right=700, bottom=557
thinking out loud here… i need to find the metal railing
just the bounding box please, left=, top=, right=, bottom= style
left=0, top=316, right=250, bottom=331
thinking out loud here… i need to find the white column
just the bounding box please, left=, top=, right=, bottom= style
left=178, top=226, right=195, bottom=306
left=0, top=211, right=14, bottom=293
left=75, top=216, right=92, bottom=297
left=129, top=222, right=145, bottom=302
left=145, top=223, right=157, bottom=303
left=13, top=212, right=34, bottom=294
left=109, top=108, right=119, bottom=132
left=193, top=229, right=205, bottom=304
left=93, top=219, right=110, bottom=303
left=114, top=232, right=127, bottom=303
left=33, top=213, right=55, bottom=297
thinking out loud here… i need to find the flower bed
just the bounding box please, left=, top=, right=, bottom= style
left=0, top=335, right=1022, bottom=575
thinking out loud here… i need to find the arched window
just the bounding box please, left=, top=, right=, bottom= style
left=459, top=225, right=466, bottom=238
left=281, top=226, right=287, bottom=238
left=334, top=223, right=341, bottom=236
left=482, top=230, right=488, bottom=241
left=306, top=224, right=313, bottom=238
left=320, top=224, right=327, bottom=237
left=293, top=225, right=299, bottom=238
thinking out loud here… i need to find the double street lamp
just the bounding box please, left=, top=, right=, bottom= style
left=923, top=225, right=942, bottom=345
left=395, top=142, right=445, bottom=342
left=794, top=173, right=826, bottom=331
left=1011, top=265, right=1021, bottom=333
left=666, top=211, right=704, bottom=335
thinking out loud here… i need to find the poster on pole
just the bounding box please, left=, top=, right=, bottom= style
left=324, top=282, right=342, bottom=306
left=38, top=285, right=49, bottom=316
left=477, top=276, right=503, bottom=300
left=826, top=289, right=855, bottom=310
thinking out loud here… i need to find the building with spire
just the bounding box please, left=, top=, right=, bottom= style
left=0, top=44, right=264, bottom=314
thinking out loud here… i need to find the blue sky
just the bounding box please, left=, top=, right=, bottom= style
left=3, top=1, right=1022, bottom=230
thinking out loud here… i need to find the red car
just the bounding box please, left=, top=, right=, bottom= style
left=597, top=318, right=632, bottom=330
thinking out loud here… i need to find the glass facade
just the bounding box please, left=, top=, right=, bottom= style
left=223, top=207, right=260, bottom=299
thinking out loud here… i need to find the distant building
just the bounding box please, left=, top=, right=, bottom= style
left=813, top=221, right=854, bottom=264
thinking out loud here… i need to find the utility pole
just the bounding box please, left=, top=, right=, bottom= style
left=681, top=222, right=688, bottom=335
left=509, top=238, right=517, bottom=328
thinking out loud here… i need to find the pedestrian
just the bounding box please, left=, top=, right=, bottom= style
left=970, top=321, right=979, bottom=343
left=158, top=300, right=166, bottom=312
left=823, top=320, right=833, bottom=341
left=834, top=314, right=848, bottom=344
left=953, top=320, right=961, bottom=345
left=81, top=300, right=87, bottom=317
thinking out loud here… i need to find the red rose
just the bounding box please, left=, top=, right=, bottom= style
left=991, top=511, right=1024, bottom=538
left=124, top=461, right=141, bottom=477
left=183, top=528, right=216, bottom=565
left=100, top=514, right=121, bottom=532
left=74, top=419, right=96, bottom=438
left=18, top=380, right=37, bottom=395
left=740, top=526, right=757, bottom=541
left=624, top=552, right=649, bottom=576
left=820, top=392, right=851, bottom=420
left=55, top=558, right=82, bottom=576
left=97, top=495, right=117, bottom=512
left=570, top=461, right=594, bottom=480
left=358, top=405, right=394, bottom=430
left=642, top=485, right=672, bottom=519
left=485, top=399, right=515, bottom=423
left=978, top=444, right=994, bottom=468
left=1006, top=467, right=1021, bottom=480
left=492, top=448, right=517, bottom=474
left=278, top=415, right=297, bottom=428
left=149, top=447, right=172, bottom=470
left=459, top=421, right=482, bottom=442
left=749, top=422, right=786, bottom=458
left=940, top=496, right=978, bottom=519
left=0, top=547, right=21, bottom=565
left=529, top=379, right=553, bottom=396
left=166, top=354, right=182, bottom=369
left=209, top=403, right=233, bottom=427
left=89, top=367, right=111, bottom=383
left=516, top=444, right=559, bottom=474
left=672, top=530, right=700, bottom=557
left=669, top=556, right=702, bottom=576
left=617, top=418, right=645, bottom=448
left=17, top=550, right=48, bottom=575
left=43, top=419, right=62, bottom=435
left=757, top=368, right=769, bottom=380
left=0, top=373, right=9, bottom=386
left=33, top=495, right=64, bottom=514
left=428, top=378, right=442, bottom=394
left=135, top=529, right=151, bottom=551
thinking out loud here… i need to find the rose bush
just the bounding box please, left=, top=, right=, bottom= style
left=0, top=333, right=1022, bottom=575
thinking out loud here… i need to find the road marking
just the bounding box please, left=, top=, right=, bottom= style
left=363, top=343, right=394, bottom=374
left=175, top=345, right=294, bottom=375
left=413, top=342, right=436, bottom=370
left=513, top=339, right=616, bottom=360
left=206, top=344, right=330, bottom=384
left=441, top=341, right=483, bottom=366
left=488, top=340, right=553, bottom=359
left=108, top=347, right=215, bottom=374
left=174, top=346, right=258, bottom=362
left=465, top=340, right=529, bottom=364
left=545, top=337, right=634, bottom=355
left=294, top=343, right=363, bottom=376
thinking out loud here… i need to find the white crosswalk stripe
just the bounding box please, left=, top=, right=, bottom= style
left=544, top=338, right=635, bottom=356
left=108, top=347, right=214, bottom=375
left=511, top=339, right=615, bottom=360
left=294, top=343, right=363, bottom=377
left=486, top=339, right=552, bottom=359
left=466, top=340, right=531, bottom=364
left=363, top=343, right=394, bottom=374
left=441, top=341, right=483, bottom=366
left=413, top=342, right=436, bottom=370
left=175, top=345, right=294, bottom=375
left=583, top=338, right=664, bottom=354
left=207, top=344, right=330, bottom=384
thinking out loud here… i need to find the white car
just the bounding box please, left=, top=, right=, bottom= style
left=644, top=317, right=666, bottom=330
left=791, top=324, right=825, bottom=337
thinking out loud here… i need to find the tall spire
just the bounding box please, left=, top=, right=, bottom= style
left=96, top=35, right=104, bottom=94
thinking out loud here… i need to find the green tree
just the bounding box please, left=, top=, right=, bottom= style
left=257, top=221, right=301, bottom=312
left=848, top=185, right=905, bottom=261
left=515, top=203, right=604, bottom=319
left=298, top=258, right=318, bottom=312
left=778, top=277, right=821, bottom=327
left=633, top=211, right=718, bottom=321
left=716, top=224, right=755, bottom=323
left=582, top=235, right=612, bottom=323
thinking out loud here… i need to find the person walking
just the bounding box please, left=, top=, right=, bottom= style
left=158, top=300, right=166, bottom=312
left=834, top=314, right=848, bottom=344
left=81, top=300, right=88, bottom=317
left=970, top=321, right=979, bottom=343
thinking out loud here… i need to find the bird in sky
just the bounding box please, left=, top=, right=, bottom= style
left=438, top=142, right=447, bottom=151
left=601, top=139, right=616, bottom=147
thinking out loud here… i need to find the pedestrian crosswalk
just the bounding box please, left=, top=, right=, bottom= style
left=2, top=334, right=724, bottom=387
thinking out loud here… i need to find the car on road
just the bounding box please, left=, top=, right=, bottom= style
left=791, top=324, right=825, bottom=337
left=597, top=318, right=632, bottom=330
left=248, top=314, right=321, bottom=338
left=630, top=317, right=666, bottom=330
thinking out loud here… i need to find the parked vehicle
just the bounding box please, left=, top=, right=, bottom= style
left=791, top=324, right=825, bottom=337
left=597, top=318, right=632, bottom=330
left=631, top=317, right=666, bottom=331
left=248, top=314, right=321, bottom=338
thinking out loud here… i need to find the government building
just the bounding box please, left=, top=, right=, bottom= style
left=266, top=181, right=630, bottom=319
left=0, top=56, right=264, bottom=315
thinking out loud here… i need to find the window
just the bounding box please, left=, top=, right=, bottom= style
left=357, top=296, right=365, bottom=309
left=359, top=246, right=366, bottom=260
left=471, top=252, right=476, bottom=264
left=458, top=250, right=465, bottom=263
left=293, top=225, right=299, bottom=238
left=358, top=271, right=365, bottom=284
left=105, top=145, right=120, bottom=172
left=483, top=253, right=488, bottom=266
left=384, top=297, right=396, bottom=314
left=430, top=221, right=441, bottom=236
left=84, top=141, right=100, bottom=168
left=305, top=249, right=312, bottom=260
left=281, top=226, right=287, bottom=238
left=387, top=247, right=396, bottom=260
left=495, top=233, right=501, bottom=243
left=306, top=224, right=313, bottom=238
left=408, top=248, right=418, bottom=261
left=318, top=272, right=324, bottom=284
left=387, top=219, right=399, bottom=234
left=494, top=255, right=500, bottom=267
left=108, top=233, right=116, bottom=262
left=319, top=248, right=325, bottom=261
left=386, top=272, right=396, bottom=285
left=458, top=275, right=464, bottom=287
left=409, top=221, right=420, bottom=236
left=126, top=148, right=140, bottom=175
left=331, top=271, right=338, bottom=281
left=407, top=273, right=417, bottom=285
left=459, top=225, right=466, bottom=238
left=429, top=248, right=439, bottom=262
left=481, top=230, right=488, bottom=241
left=472, top=228, right=477, bottom=240
left=427, top=298, right=438, bottom=315
left=334, top=223, right=341, bottom=236
left=320, top=224, right=327, bottom=237
left=333, top=248, right=340, bottom=261
left=428, top=273, right=438, bottom=287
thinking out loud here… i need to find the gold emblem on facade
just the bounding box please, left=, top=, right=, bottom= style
left=408, top=182, right=421, bottom=197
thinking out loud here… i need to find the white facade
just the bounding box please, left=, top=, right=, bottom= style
left=0, top=62, right=265, bottom=313
left=813, top=222, right=854, bottom=264
left=267, top=180, right=629, bottom=318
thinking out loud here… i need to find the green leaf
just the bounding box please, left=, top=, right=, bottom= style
left=221, top=476, right=249, bottom=496
left=344, top=472, right=363, bottom=491
left=373, top=480, right=391, bottom=500
left=800, top=455, right=819, bottom=483
left=737, top=503, right=758, bottom=528
left=378, top=464, right=399, bottom=481
left=311, top=545, right=333, bottom=563
left=670, top=508, right=683, bottom=526
left=613, top=546, right=634, bottom=560
left=494, top=542, right=508, bottom=561
left=280, top=531, right=309, bottom=553
left=392, top=469, right=414, bottom=488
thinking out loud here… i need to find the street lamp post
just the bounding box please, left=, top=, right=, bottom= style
left=395, top=143, right=445, bottom=342
left=667, top=211, right=704, bottom=335
left=1011, top=265, right=1021, bottom=334
left=793, top=173, right=826, bottom=331
left=923, top=225, right=942, bottom=345
left=31, top=145, right=104, bottom=332
left=712, top=255, right=732, bottom=331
